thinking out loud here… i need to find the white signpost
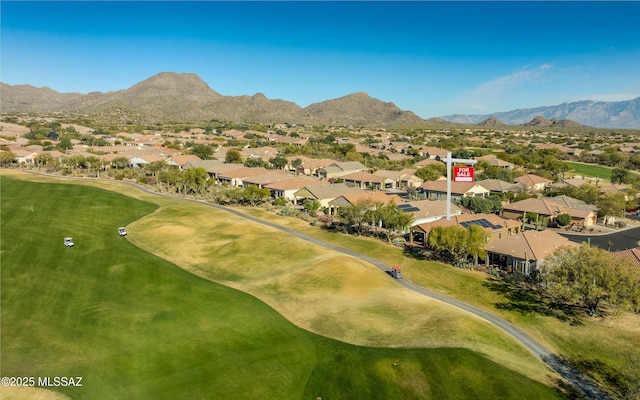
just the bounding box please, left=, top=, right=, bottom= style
left=444, top=152, right=477, bottom=220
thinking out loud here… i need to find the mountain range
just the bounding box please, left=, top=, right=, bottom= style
left=443, top=98, right=640, bottom=129
left=1, top=72, right=639, bottom=129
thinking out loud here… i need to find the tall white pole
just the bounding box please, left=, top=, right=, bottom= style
left=443, top=152, right=477, bottom=220
left=446, top=152, right=452, bottom=220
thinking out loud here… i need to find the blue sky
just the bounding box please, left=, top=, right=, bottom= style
left=2, top=1, right=640, bottom=118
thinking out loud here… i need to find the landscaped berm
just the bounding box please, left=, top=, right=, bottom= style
left=0, top=173, right=596, bottom=399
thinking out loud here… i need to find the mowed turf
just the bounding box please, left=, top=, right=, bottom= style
left=0, top=176, right=562, bottom=399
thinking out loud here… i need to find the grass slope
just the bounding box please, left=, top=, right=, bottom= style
left=0, top=176, right=562, bottom=399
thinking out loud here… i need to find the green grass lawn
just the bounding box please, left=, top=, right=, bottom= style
left=565, top=161, right=613, bottom=181
left=0, top=176, right=563, bottom=399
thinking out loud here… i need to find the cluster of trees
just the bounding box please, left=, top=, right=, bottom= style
left=335, top=199, right=414, bottom=242
left=537, top=244, right=640, bottom=316
left=426, top=225, right=489, bottom=268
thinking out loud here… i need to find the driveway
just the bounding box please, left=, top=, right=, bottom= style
left=559, top=226, right=640, bottom=251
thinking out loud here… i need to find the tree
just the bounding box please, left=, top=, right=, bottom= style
left=268, top=155, right=288, bottom=169
left=183, top=167, right=209, bottom=196
left=611, top=167, right=632, bottom=184
left=414, top=164, right=446, bottom=181
left=556, top=213, right=571, bottom=227
left=57, top=138, right=73, bottom=151
left=0, top=150, right=17, bottom=166
left=427, top=224, right=488, bottom=267
left=597, top=192, right=626, bottom=221
left=458, top=195, right=502, bottom=214
left=540, top=243, right=637, bottom=316
left=241, top=185, right=271, bottom=206
left=303, top=199, right=321, bottom=216
left=427, top=225, right=468, bottom=264
left=337, top=199, right=374, bottom=236
left=376, top=200, right=414, bottom=242
left=466, top=224, right=488, bottom=265
left=225, top=149, right=242, bottom=164
left=189, top=144, right=214, bottom=160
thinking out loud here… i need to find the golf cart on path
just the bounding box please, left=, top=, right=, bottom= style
left=389, top=266, right=403, bottom=279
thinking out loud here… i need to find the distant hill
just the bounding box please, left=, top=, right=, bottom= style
left=304, top=92, right=426, bottom=126
left=478, top=117, right=505, bottom=127
left=0, top=72, right=426, bottom=127
left=443, top=97, right=640, bottom=129
left=521, top=116, right=586, bottom=128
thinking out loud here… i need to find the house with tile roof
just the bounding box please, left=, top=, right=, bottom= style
left=502, top=197, right=598, bottom=227
left=294, top=183, right=364, bottom=208
left=328, top=191, right=404, bottom=215
left=476, top=178, right=521, bottom=195
left=217, top=167, right=269, bottom=187
left=414, top=158, right=445, bottom=169
left=476, top=154, right=516, bottom=170
left=610, top=249, right=640, bottom=274
left=167, top=154, right=203, bottom=169
left=373, top=169, right=424, bottom=189
left=514, top=173, right=553, bottom=192
left=484, top=229, right=578, bottom=275
left=241, top=171, right=293, bottom=189
left=317, top=161, right=368, bottom=180
left=265, top=177, right=328, bottom=202
left=341, top=170, right=390, bottom=190
left=408, top=213, right=521, bottom=248
left=420, top=180, right=490, bottom=201
left=285, top=156, right=335, bottom=176
left=207, top=163, right=245, bottom=180
left=398, top=199, right=463, bottom=226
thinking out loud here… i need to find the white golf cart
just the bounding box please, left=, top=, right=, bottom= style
left=64, top=237, right=74, bottom=247
left=118, top=227, right=127, bottom=236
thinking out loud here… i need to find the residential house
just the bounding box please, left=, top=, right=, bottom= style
left=501, top=197, right=598, bottom=227
left=265, top=177, right=328, bottom=202
left=414, top=158, right=444, bottom=169
left=373, top=169, right=424, bottom=190
left=10, top=148, right=39, bottom=164
left=317, top=161, right=367, bottom=180
left=183, top=159, right=225, bottom=176
left=341, top=170, right=390, bottom=190
left=207, top=163, right=245, bottom=181
left=168, top=154, right=203, bottom=169
left=294, top=183, right=364, bottom=209
left=610, top=249, right=640, bottom=274
left=485, top=230, right=578, bottom=275
left=514, top=174, right=553, bottom=192
left=420, top=180, right=490, bottom=201
left=241, top=171, right=293, bottom=189
left=217, top=167, right=268, bottom=187
left=476, top=154, right=515, bottom=170
left=476, top=178, right=521, bottom=195
left=398, top=199, right=463, bottom=226
left=328, top=191, right=404, bottom=216
left=285, top=156, right=335, bottom=176
left=408, top=213, right=520, bottom=248
left=420, top=146, right=450, bottom=160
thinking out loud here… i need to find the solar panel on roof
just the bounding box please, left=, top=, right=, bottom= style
left=460, top=218, right=503, bottom=230
left=398, top=204, right=420, bottom=213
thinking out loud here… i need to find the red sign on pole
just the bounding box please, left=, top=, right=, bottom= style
left=453, top=166, right=474, bottom=182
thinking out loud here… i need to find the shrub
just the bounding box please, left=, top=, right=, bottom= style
left=556, top=213, right=571, bottom=227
